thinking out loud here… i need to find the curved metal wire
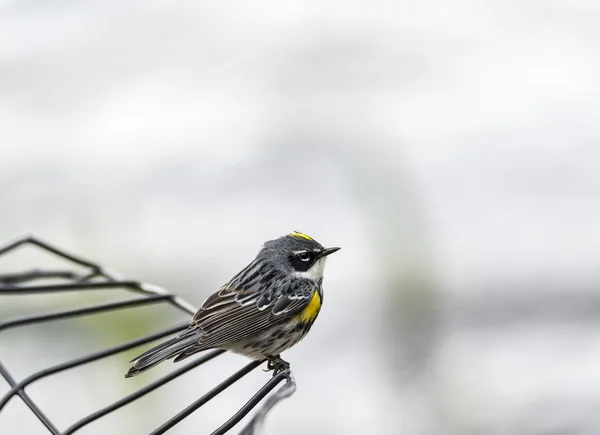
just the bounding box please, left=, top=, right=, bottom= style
left=0, top=236, right=296, bottom=434
left=221, top=369, right=296, bottom=435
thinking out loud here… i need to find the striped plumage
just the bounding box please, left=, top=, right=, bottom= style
left=126, top=232, right=339, bottom=377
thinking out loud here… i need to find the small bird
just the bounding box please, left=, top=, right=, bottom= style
left=126, top=231, right=340, bottom=377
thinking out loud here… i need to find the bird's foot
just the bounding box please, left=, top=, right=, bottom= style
left=264, top=355, right=290, bottom=376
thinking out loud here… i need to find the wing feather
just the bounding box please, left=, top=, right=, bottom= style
left=180, top=269, right=318, bottom=357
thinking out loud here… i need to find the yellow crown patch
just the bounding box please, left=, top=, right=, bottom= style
left=289, top=231, right=313, bottom=241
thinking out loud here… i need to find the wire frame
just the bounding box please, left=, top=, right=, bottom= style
left=0, top=236, right=296, bottom=434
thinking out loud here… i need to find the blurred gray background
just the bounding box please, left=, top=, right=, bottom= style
left=1, top=1, right=599, bottom=434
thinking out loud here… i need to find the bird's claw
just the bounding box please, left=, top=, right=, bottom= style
left=264, top=356, right=290, bottom=376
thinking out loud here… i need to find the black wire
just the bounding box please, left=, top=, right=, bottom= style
left=0, top=236, right=102, bottom=272
left=149, top=359, right=265, bottom=435
left=0, top=281, right=164, bottom=295
left=0, top=270, right=81, bottom=284
left=62, top=350, right=226, bottom=434
left=211, top=370, right=291, bottom=435
left=0, top=295, right=174, bottom=331
left=237, top=372, right=297, bottom=435
left=0, top=323, right=190, bottom=411
left=0, top=361, right=61, bottom=435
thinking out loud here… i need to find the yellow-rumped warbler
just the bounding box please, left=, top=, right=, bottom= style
left=125, top=231, right=340, bottom=377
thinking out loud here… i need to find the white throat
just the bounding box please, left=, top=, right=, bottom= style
left=293, top=258, right=326, bottom=281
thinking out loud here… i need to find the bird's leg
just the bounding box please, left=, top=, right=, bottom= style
left=265, top=355, right=290, bottom=376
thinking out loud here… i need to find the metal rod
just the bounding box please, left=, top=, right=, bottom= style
left=212, top=370, right=293, bottom=435
left=0, top=237, right=39, bottom=257
left=0, top=270, right=81, bottom=284
left=0, top=237, right=100, bottom=271
left=0, top=323, right=190, bottom=411
left=0, top=281, right=159, bottom=295
left=0, top=361, right=61, bottom=435
left=76, top=272, right=101, bottom=282
left=237, top=372, right=297, bottom=435
left=0, top=295, right=173, bottom=331
left=62, top=350, right=226, bottom=435
left=149, top=359, right=265, bottom=435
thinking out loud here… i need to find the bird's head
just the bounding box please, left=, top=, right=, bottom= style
left=260, top=231, right=341, bottom=280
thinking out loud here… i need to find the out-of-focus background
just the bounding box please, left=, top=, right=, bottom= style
left=1, top=1, right=599, bottom=434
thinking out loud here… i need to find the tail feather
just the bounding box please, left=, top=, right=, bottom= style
left=125, top=328, right=200, bottom=378
left=172, top=345, right=204, bottom=363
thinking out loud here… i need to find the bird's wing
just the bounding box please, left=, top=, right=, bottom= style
left=184, top=274, right=316, bottom=352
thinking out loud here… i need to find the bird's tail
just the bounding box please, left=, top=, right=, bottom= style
left=125, top=328, right=200, bottom=378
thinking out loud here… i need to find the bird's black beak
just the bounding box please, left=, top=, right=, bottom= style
left=318, top=247, right=341, bottom=259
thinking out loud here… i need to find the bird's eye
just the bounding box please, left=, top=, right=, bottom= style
left=297, top=251, right=311, bottom=262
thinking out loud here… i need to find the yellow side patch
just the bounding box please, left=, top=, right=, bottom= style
left=289, top=231, right=313, bottom=241
left=297, top=291, right=321, bottom=323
